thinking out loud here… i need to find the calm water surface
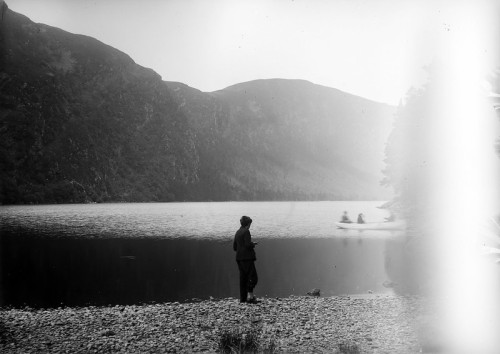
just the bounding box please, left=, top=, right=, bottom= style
left=1, top=201, right=396, bottom=239
left=0, top=202, right=415, bottom=307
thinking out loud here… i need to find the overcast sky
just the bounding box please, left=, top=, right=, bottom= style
left=7, top=0, right=498, bottom=105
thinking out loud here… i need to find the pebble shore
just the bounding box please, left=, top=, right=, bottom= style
left=0, top=295, right=432, bottom=353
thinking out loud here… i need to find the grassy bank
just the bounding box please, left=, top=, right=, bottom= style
left=0, top=295, right=430, bottom=353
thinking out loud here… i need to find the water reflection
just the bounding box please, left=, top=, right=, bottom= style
left=0, top=229, right=413, bottom=308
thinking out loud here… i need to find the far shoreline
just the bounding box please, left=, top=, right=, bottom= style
left=0, top=199, right=391, bottom=207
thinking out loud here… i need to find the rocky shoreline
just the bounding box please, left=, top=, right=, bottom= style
left=0, top=295, right=432, bottom=353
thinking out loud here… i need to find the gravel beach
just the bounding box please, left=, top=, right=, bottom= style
left=0, top=295, right=432, bottom=353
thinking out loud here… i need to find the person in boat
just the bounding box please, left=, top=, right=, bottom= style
left=340, top=211, right=352, bottom=223
left=233, top=216, right=259, bottom=303
left=357, top=213, right=366, bottom=224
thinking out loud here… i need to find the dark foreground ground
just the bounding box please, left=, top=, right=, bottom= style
left=0, top=295, right=436, bottom=353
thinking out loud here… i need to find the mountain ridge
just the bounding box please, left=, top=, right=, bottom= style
left=218, top=78, right=391, bottom=107
left=0, top=5, right=395, bottom=204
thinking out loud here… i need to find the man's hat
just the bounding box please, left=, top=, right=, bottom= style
left=240, top=216, right=252, bottom=227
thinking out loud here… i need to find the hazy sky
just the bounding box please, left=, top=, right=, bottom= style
left=6, top=0, right=495, bottom=104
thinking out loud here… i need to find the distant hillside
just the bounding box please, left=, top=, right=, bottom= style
left=0, top=5, right=395, bottom=204
left=166, top=79, right=395, bottom=200
left=0, top=6, right=199, bottom=203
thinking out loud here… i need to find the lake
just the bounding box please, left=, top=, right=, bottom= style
left=0, top=201, right=416, bottom=307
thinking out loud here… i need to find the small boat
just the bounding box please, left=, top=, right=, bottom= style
left=335, top=220, right=406, bottom=230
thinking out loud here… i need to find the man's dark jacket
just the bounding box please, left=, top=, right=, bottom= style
left=233, top=227, right=256, bottom=261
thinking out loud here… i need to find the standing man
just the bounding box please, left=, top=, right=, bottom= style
left=233, top=216, right=259, bottom=303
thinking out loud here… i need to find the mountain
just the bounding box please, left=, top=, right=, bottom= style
left=0, top=5, right=395, bottom=204
left=165, top=79, right=395, bottom=200
left=0, top=5, right=199, bottom=203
